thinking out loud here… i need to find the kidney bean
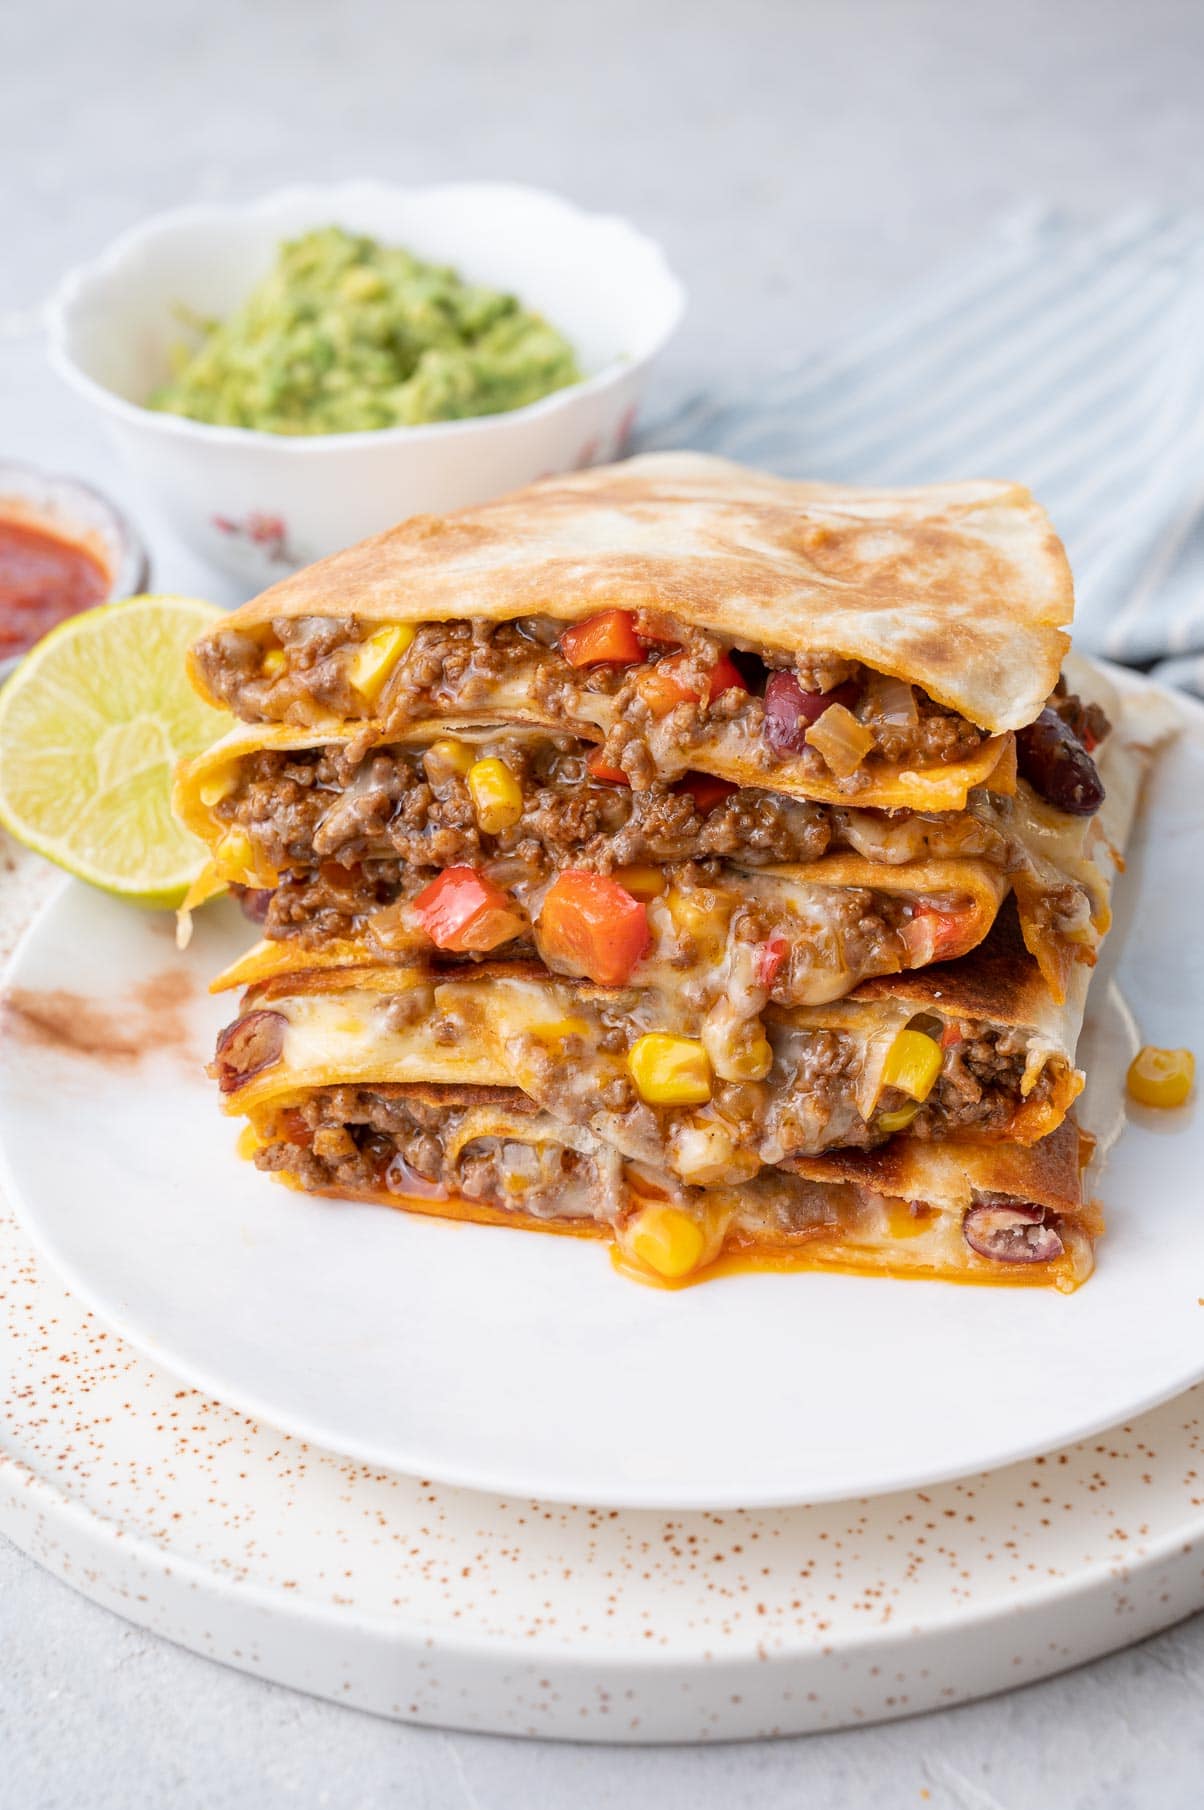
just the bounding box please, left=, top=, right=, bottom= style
left=211, top=1009, right=286, bottom=1093
left=1016, top=708, right=1105, bottom=815
left=963, top=1198, right=1064, bottom=1263
left=231, top=884, right=272, bottom=924
left=763, top=673, right=858, bottom=754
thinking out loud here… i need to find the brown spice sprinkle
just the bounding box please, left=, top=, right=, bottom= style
left=2, top=968, right=200, bottom=1069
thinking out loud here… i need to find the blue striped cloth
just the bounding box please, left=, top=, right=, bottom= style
left=642, top=207, right=1204, bottom=695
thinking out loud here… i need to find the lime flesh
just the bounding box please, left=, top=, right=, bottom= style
left=0, top=594, right=230, bottom=907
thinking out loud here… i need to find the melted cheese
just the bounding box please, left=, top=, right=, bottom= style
left=225, top=970, right=1076, bottom=1179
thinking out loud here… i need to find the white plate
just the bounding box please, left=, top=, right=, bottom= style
left=1, top=668, right=1201, bottom=1510
left=5, top=1187, right=1204, bottom=1741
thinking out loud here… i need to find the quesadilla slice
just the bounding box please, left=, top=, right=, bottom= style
left=233, top=1074, right=1097, bottom=1291
left=175, top=659, right=1131, bottom=1015
left=210, top=903, right=1082, bottom=1191
left=185, top=453, right=1077, bottom=812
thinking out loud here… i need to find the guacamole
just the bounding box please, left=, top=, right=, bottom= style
left=150, top=226, right=583, bottom=435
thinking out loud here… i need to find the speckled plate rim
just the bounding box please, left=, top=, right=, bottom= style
left=3, top=1182, right=1204, bottom=1741
left=7, top=1409, right=1204, bottom=1664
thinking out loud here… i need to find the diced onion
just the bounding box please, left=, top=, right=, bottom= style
left=805, top=702, right=875, bottom=777
left=868, top=672, right=918, bottom=725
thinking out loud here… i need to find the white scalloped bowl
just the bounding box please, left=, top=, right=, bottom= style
left=48, top=182, right=686, bottom=584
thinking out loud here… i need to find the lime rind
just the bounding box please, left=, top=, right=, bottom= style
left=0, top=594, right=231, bottom=907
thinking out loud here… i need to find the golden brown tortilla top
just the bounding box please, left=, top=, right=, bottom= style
left=205, top=452, right=1074, bottom=733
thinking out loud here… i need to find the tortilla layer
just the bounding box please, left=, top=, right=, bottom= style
left=187, top=453, right=1073, bottom=735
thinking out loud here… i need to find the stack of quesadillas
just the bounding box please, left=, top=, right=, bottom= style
left=176, top=453, right=1138, bottom=1289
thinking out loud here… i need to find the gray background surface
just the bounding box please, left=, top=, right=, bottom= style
left=3, top=1, right=1204, bottom=1803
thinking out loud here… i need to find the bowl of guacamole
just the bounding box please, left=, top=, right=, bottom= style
left=149, top=226, right=584, bottom=435
left=49, top=181, right=686, bottom=580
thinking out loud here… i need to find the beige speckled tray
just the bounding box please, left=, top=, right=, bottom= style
left=1, top=839, right=1203, bottom=1739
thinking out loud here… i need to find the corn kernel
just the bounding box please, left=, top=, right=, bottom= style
left=614, top=864, right=666, bottom=900
left=1127, top=1045, right=1195, bottom=1109
left=876, top=1099, right=920, bottom=1134
left=199, top=770, right=238, bottom=809
left=348, top=623, right=416, bottom=703
left=426, top=737, right=475, bottom=780
left=214, top=828, right=276, bottom=888
left=880, top=1028, right=943, bottom=1102
left=467, top=757, right=523, bottom=834
left=628, top=1033, right=712, bottom=1105
left=626, top=1204, right=708, bottom=1279
left=261, top=648, right=286, bottom=678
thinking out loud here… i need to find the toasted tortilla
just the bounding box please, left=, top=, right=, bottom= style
left=202, top=850, right=1006, bottom=1012
left=187, top=453, right=1073, bottom=735
left=781, top=900, right=1084, bottom=1140
left=175, top=703, right=1016, bottom=825
left=217, top=920, right=1081, bottom=1171
left=240, top=1079, right=1095, bottom=1290
left=174, top=660, right=1142, bottom=1005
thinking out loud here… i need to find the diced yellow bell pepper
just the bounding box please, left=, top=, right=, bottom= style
left=1127, top=1045, right=1195, bottom=1109
left=880, top=1028, right=943, bottom=1102
left=467, top=757, right=523, bottom=833
left=613, top=864, right=666, bottom=900
left=261, top=648, right=286, bottom=678
left=876, top=1099, right=920, bottom=1134
left=626, top=1204, right=708, bottom=1279
left=426, top=737, right=475, bottom=779
left=348, top=623, right=416, bottom=703
left=628, top=1034, right=712, bottom=1105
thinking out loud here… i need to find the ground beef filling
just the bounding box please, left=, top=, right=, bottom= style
left=245, top=870, right=924, bottom=1017
left=251, top=1085, right=859, bottom=1234
left=195, top=613, right=995, bottom=782
left=890, top=1025, right=1055, bottom=1142
left=764, top=1021, right=1054, bottom=1153
left=256, top=1085, right=604, bottom=1220
left=214, top=740, right=834, bottom=879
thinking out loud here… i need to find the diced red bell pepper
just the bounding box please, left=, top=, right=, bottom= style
left=559, top=609, right=644, bottom=668
left=413, top=867, right=525, bottom=954
left=586, top=748, right=631, bottom=785
left=639, top=649, right=748, bottom=719
left=537, top=870, right=650, bottom=986
left=756, top=933, right=789, bottom=990
left=940, top=1022, right=965, bottom=1049
left=706, top=650, right=748, bottom=701
left=904, top=902, right=978, bottom=964
left=675, top=771, right=738, bottom=814
left=634, top=618, right=681, bottom=647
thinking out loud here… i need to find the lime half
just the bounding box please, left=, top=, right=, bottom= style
left=0, top=594, right=229, bottom=907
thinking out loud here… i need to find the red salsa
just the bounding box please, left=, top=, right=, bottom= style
left=0, top=518, right=109, bottom=658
